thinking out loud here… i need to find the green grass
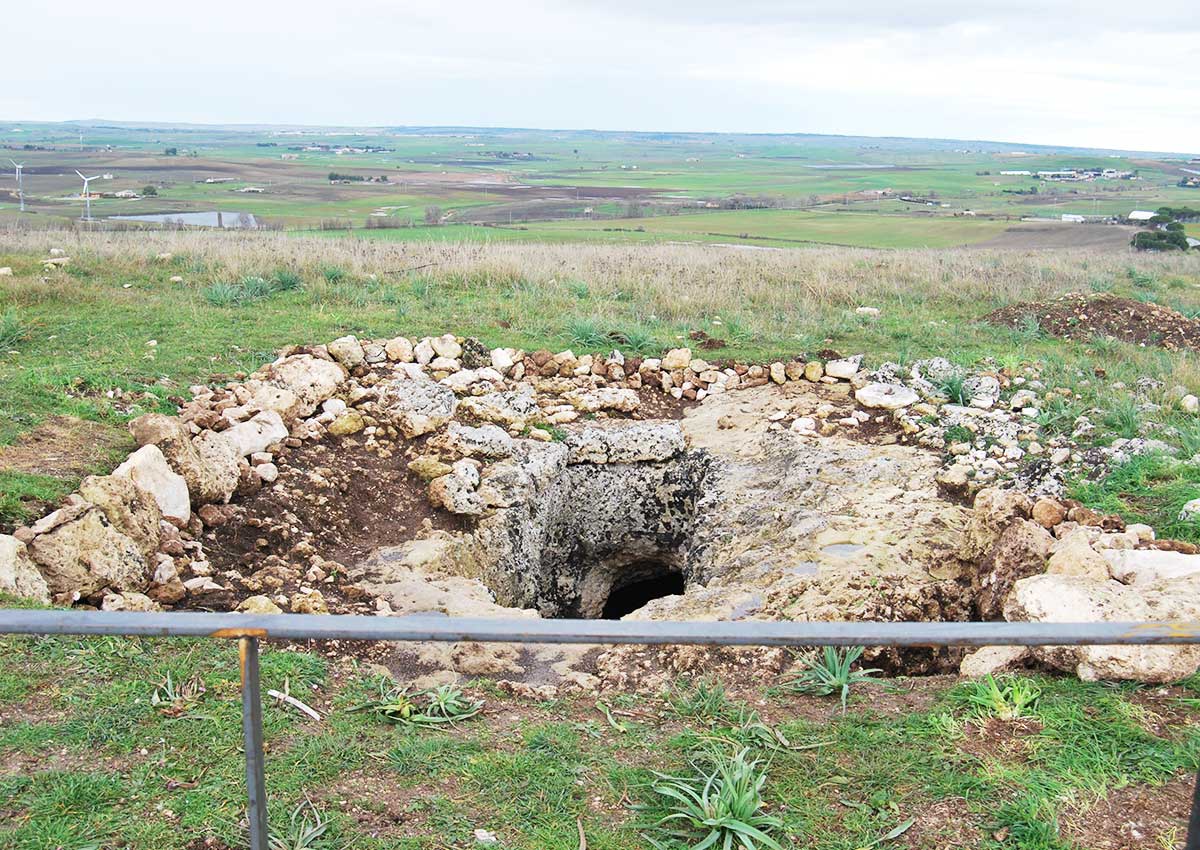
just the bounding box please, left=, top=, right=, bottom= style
left=0, top=470, right=75, bottom=528
left=1069, top=453, right=1200, bottom=542
left=0, top=631, right=1196, bottom=849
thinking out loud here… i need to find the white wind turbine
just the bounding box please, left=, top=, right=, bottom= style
left=75, top=170, right=100, bottom=220
left=8, top=160, right=24, bottom=212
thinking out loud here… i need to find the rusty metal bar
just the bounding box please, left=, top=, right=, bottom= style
left=239, top=637, right=269, bottom=850
left=2, top=610, right=1200, bottom=646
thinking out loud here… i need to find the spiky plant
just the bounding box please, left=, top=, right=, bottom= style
left=645, top=748, right=784, bottom=850
left=783, top=646, right=881, bottom=712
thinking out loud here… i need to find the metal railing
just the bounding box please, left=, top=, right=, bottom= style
left=2, top=610, right=1199, bottom=849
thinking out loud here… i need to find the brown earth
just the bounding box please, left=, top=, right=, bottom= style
left=970, top=223, right=1137, bottom=252
left=0, top=415, right=133, bottom=532
left=1062, top=774, right=1195, bottom=850
left=987, top=293, right=1200, bottom=352
left=197, top=385, right=691, bottom=615
left=0, top=415, right=131, bottom=478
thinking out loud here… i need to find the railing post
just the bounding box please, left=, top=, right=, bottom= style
left=239, top=637, right=269, bottom=850
left=1187, top=767, right=1200, bottom=850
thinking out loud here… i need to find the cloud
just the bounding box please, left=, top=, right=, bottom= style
left=3, top=0, right=1197, bottom=152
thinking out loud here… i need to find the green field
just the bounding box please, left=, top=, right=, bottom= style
left=2, top=121, right=1197, bottom=250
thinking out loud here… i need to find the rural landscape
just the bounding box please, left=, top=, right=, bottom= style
left=2, top=114, right=1200, bottom=850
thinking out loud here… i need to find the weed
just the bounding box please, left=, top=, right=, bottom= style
left=321, top=265, right=346, bottom=284
left=943, top=424, right=973, bottom=446
left=1070, top=453, right=1200, bottom=541
left=1100, top=396, right=1144, bottom=440
left=936, top=373, right=969, bottom=406
left=240, top=275, right=275, bottom=300
left=350, top=681, right=483, bottom=727
left=952, top=675, right=1041, bottom=721
left=1015, top=314, right=1045, bottom=341
left=565, top=316, right=610, bottom=350
left=273, top=269, right=303, bottom=291
left=0, top=309, right=27, bottom=350
left=268, top=798, right=331, bottom=850
left=782, top=646, right=880, bottom=712
left=668, top=677, right=737, bottom=724
left=202, top=282, right=243, bottom=307
left=643, top=748, right=784, bottom=850
left=566, top=280, right=591, bottom=299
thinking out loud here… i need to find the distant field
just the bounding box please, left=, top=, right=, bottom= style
left=2, top=121, right=1197, bottom=249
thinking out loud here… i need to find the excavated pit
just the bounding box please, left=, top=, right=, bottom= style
left=468, top=448, right=714, bottom=619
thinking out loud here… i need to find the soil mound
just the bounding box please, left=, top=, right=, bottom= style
left=987, top=293, right=1200, bottom=351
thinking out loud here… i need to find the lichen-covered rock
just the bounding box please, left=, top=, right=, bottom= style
left=458, top=387, right=540, bottom=429
left=327, top=335, right=365, bottom=367
left=564, top=421, right=684, bottom=464
left=1031, top=497, right=1066, bottom=528
left=824, top=355, right=863, bottom=380
left=101, top=591, right=160, bottom=612
left=265, top=354, right=346, bottom=417
left=385, top=337, right=415, bottom=362
left=113, top=445, right=190, bottom=524
left=430, top=334, right=462, bottom=360
left=661, top=348, right=691, bottom=371
left=192, top=430, right=241, bottom=503
left=1104, top=549, right=1200, bottom=585
left=429, top=469, right=485, bottom=515
left=430, top=422, right=515, bottom=459
left=0, top=534, right=49, bottom=602
left=131, top=413, right=239, bottom=505
left=855, top=383, right=919, bottom=410
left=78, top=474, right=162, bottom=557
left=960, top=487, right=1032, bottom=561
left=1046, top=531, right=1111, bottom=580
left=27, top=508, right=148, bottom=597
left=408, top=454, right=454, bottom=481
left=959, top=645, right=1032, bottom=677
left=565, top=387, right=640, bottom=414
left=238, top=594, right=283, bottom=614
left=974, top=518, right=1052, bottom=619
left=380, top=375, right=459, bottom=438
left=326, top=410, right=365, bottom=436
left=290, top=590, right=329, bottom=614
left=220, top=410, right=289, bottom=457
left=1005, top=573, right=1200, bottom=682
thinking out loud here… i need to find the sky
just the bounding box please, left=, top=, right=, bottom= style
left=7, top=1, right=1199, bottom=153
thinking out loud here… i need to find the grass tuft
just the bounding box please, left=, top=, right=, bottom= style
left=643, top=748, right=784, bottom=850
left=782, top=646, right=880, bottom=712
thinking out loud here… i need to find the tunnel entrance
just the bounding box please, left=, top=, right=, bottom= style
left=601, top=562, right=686, bottom=619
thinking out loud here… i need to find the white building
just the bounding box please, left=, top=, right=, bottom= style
left=1128, top=210, right=1157, bottom=221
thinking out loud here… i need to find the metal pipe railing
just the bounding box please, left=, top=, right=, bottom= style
left=2, top=610, right=1198, bottom=849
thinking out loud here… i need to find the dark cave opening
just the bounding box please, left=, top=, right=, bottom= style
left=600, top=563, right=686, bottom=619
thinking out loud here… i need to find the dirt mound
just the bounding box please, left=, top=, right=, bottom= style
left=988, top=293, right=1200, bottom=351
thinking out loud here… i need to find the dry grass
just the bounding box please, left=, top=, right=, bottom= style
left=4, top=226, right=1197, bottom=320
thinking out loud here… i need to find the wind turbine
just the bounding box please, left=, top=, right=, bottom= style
left=75, top=170, right=100, bottom=221
left=8, top=160, right=24, bottom=212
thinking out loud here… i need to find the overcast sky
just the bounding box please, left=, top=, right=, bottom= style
left=7, top=1, right=1199, bottom=153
